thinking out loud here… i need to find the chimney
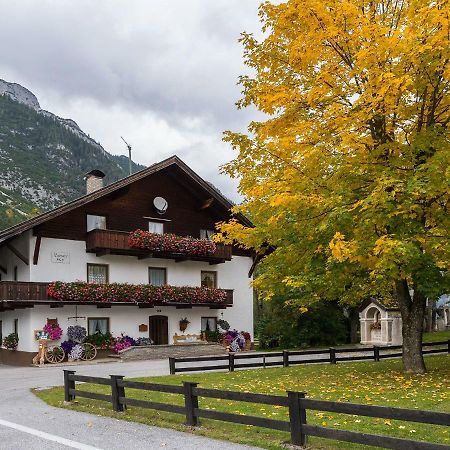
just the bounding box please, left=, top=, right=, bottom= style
left=84, top=170, right=105, bottom=194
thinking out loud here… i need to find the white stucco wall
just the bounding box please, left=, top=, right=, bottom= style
left=0, top=231, right=31, bottom=281
left=0, top=236, right=253, bottom=351
left=0, top=308, right=33, bottom=351
left=4, top=304, right=225, bottom=352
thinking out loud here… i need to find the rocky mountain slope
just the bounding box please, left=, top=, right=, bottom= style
left=0, top=79, right=144, bottom=230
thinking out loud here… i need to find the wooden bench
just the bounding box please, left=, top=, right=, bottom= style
left=173, top=333, right=206, bottom=345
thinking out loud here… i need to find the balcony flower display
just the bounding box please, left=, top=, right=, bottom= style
left=129, top=229, right=216, bottom=256
left=47, top=281, right=228, bottom=305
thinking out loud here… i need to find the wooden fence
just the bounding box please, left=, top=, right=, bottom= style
left=169, top=340, right=450, bottom=374
left=63, top=370, right=450, bottom=450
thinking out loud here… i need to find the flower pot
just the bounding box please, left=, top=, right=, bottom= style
left=179, top=321, right=189, bottom=332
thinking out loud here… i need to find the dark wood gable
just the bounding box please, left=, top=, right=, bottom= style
left=34, top=165, right=232, bottom=241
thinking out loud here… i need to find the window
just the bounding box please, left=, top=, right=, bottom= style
left=13, top=318, right=18, bottom=336
left=87, top=264, right=108, bottom=284
left=148, top=221, right=164, bottom=234
left=86, top=214, right=106, bottom=232
left=13, top=266, right=18, bottom=281
left=88, top=318, right=109, bottom=335
left=200, top=229, right=215, bottom=240
left=149, top=267, right=167, bottom=286
left=201, top=317, right=217, bottom=332
left=201, top=271, right=217, bottom=288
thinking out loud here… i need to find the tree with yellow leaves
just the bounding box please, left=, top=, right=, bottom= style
left=219, top=0, right=449, bottom=373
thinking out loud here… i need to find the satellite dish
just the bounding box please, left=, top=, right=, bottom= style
left=153, top=196, right=168, bottom=214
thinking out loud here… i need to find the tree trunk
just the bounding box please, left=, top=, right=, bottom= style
left=348, top=307, right=360, bottom=344
left=395, top=279, right=427, bottom=374
left=424, top=298, right=434, bottom=332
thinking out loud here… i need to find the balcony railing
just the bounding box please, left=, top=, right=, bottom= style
left=0, top=281, right=50, bottom=301
left=86, top=229, right=232, bottom=264
left=0, top=281, right=233, bottom=308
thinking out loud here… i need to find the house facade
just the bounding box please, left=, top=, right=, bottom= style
left=0, top=156, right=254, bottom=364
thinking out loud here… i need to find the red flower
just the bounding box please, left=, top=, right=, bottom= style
left=47, top=281, right=227, bottom=305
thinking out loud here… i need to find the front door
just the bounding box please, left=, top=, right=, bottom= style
left=149, top=315, right=168, bottom=345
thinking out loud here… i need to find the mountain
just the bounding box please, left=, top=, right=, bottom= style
left=0, top=79, right=145, bottom=230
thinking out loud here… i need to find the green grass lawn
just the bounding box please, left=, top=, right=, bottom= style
left=35, top=355, right=449, bottom=450
left=423, top=329, right=450, bottom=343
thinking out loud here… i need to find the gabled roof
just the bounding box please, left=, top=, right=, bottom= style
left=359, top=298, right=399, bottom=312
left=0, top=155, right=252, bottom=244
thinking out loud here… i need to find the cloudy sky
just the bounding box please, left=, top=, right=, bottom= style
left=0, top=0, right=265, bottom=200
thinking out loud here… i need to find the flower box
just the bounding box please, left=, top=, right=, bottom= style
left=128, top=230, right=216, bottom=256
left=47, top=281, right=228, bottom=305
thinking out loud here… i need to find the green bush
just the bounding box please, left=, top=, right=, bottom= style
left=3, top=333, right=19, bottom=350
left=84, top=332, right=114, bottom=349
left=256, top=299, right=350, bottom=349
left=204, top=330, right=222, bottom=343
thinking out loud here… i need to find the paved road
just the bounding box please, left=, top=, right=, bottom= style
left=0, top=359, right=260, bottom=450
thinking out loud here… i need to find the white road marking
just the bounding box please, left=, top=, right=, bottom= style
left=0, top=418, right=102, bottom=450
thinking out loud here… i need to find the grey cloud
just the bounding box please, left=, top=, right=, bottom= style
left=0, top=0, right=263, bottom=201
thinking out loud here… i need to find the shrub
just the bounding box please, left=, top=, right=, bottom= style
left=256, top=298, right=350, bottom=349
left=3, top=333, right=19, bottom=350
left=204, top=330, right=222, bottom=343
left=84, top=332, right=114, bottom=349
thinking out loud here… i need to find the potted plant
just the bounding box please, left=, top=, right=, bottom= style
left=179, top=317, right=190, bottom=332
left=3, top=333, right=19, bottom=350
left=43, top=323, right=63, bottom=341
left=370, top=321, right=381, bottom=330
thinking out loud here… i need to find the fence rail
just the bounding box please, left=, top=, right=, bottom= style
left=63, top=370, right=450, bottom=450
left=169, top=340, right=450, bottom=374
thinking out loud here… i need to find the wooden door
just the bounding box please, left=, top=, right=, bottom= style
left=149, top=315, right=168, bottom=345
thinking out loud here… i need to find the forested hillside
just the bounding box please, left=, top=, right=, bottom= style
left=0, top=90, right=144, bottom=230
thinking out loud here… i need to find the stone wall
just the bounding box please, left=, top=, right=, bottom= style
left=118, top=343, right=227, bottom=361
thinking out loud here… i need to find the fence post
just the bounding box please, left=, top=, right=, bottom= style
left=283, top=350, right=290, bottom=368
left=63, top=370, right=76, bottom=402
left=183, top=381, right=199, bottom=426
left=229, top=352, right=235, bottom=372
left=373, top=346, right=380, bottom=362
left=287, top=391, right=307, bottom=446
left=329, top=347, right=336, bottom=364
left=110, top=375, right=125, bottom=412
left=169, top=357, right=176, bottom=375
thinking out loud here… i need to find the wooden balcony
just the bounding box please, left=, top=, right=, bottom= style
left=86, top=229, right=232, bottom=264
left=0, top=281, right=233, bottom=310
left=0, top=281, right=50, bottom=302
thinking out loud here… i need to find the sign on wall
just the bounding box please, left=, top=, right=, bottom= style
left=51, top=250, right=70, bottom=264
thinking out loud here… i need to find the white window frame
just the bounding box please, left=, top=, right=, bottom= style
left=86, top=214, right=107, bottom=232
left=148, top=221, right=164, bottom=235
